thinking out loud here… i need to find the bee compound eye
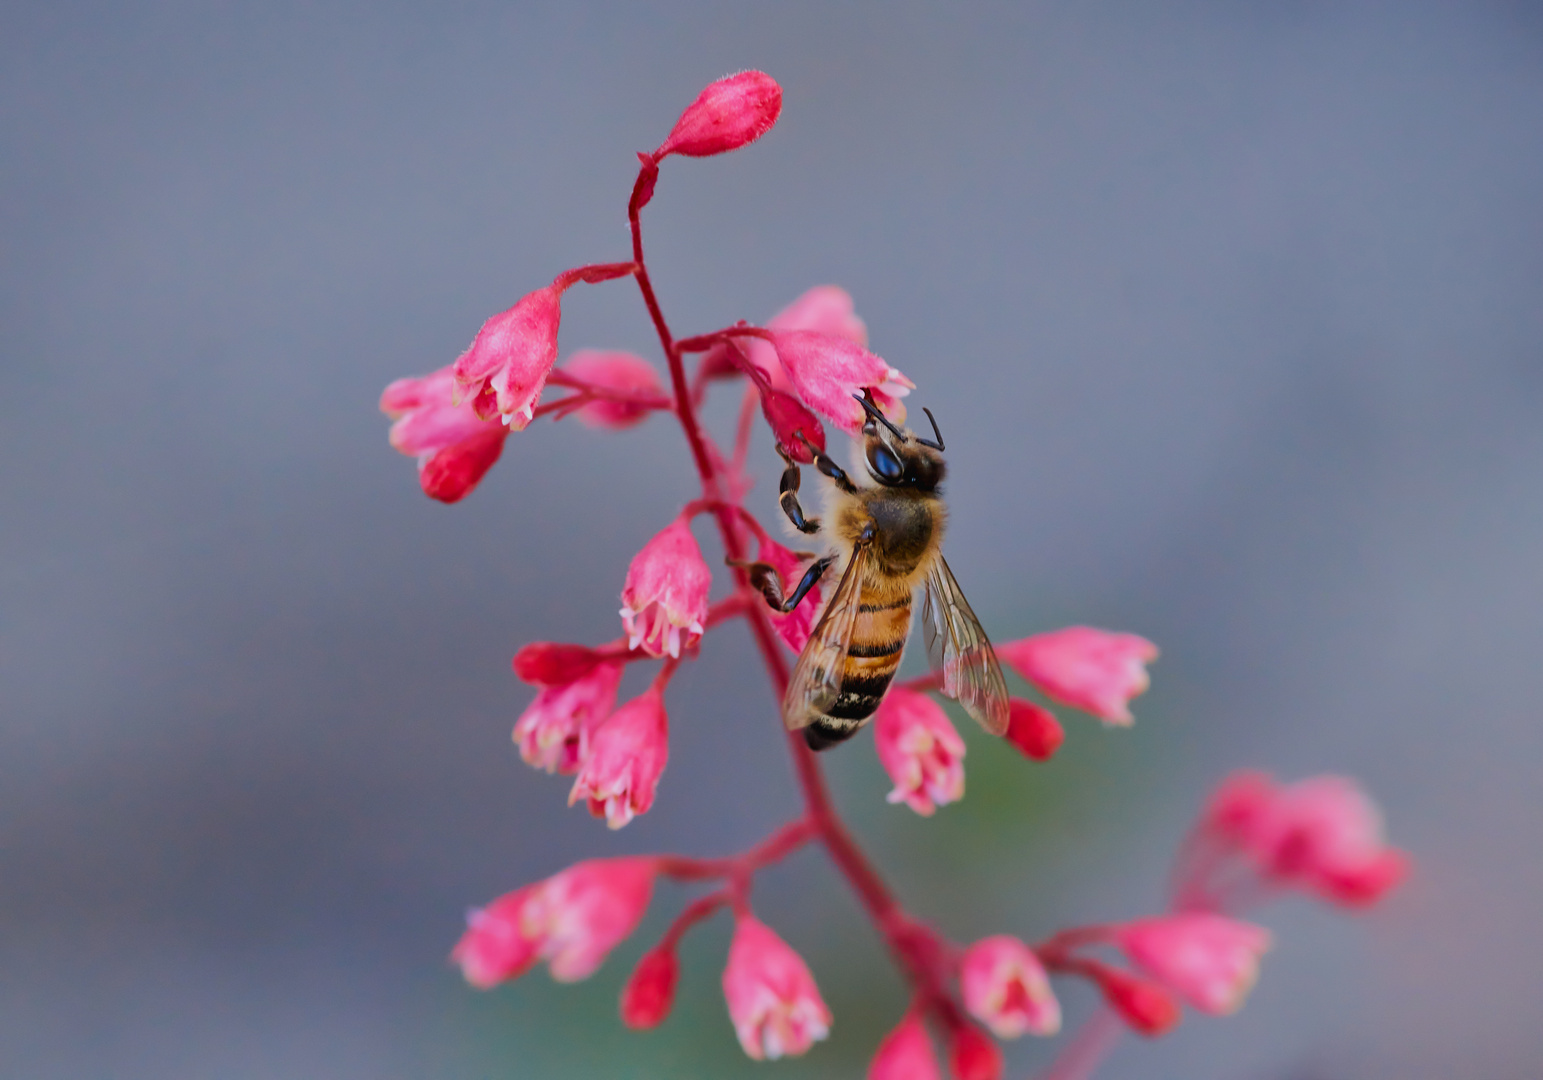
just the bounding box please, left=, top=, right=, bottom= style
left=869, top=444, right=903, bottom=482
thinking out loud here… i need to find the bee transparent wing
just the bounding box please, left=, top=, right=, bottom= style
left=782, top=542, right=869, bottom=730
left=921, top=555, right=1010, bottom=735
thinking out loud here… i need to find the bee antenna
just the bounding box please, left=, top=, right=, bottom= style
left=915, top=407, right=945, bottom=451
left=853, top=390, right=907, bottom=442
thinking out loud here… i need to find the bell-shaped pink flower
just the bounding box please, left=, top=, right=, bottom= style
left=452, top=857, right=655, bottom=987
left=512, top=661, right=623, bottom=775
left=874, top=688, right=966, bottom=816
left=1119, top=914, right=1272, bottom=1016
left=621, top=944, right=680, bottom=1029
left=619, top=519, right=711, bottom=659
left=452, top=284, right=564, bottom=429
left=1245, top=774, right=1409, bottom=907
left=995, top=626, right=1158, bottom=725
left=654, top=71, right=782, bottom=159
left=959, top=935, right=1061, bottom=1038
left=1004, top=698, right=1064, bottom=761
left=770, top=330, right=913, bottom=435
left=380, top=365, right=510, bottom=503
left=560, top=349, right=666, bottom=430
left=869, top=1011, right=941, bottom=1080
left=722, top=915, right=832, bottom=1060
left=746, top=285, right=869, bottom=394
left=568, top=687, right=669, bottom=829
left=757, top=537, right=823, bottom=653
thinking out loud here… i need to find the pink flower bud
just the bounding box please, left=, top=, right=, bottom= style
left=1119, top=914, right=1272, bottom=1016
left=760, top=387, right=827, bottom=465
left=869, top=1011, right=941, bottom=1080
left=1004, top=699, right=1064, bottom=761
left=722, top=915, right=832, bottom=1060
left=560, top=349, right=666, bottom=430
left=452, top=284, right=564, bottom=429
left=511, top=641, right=605, bottom=686
left=946, top=1024, right=1003, bottom=1080
left=995, top=626, right=1158, bottom=725
left=1092, top=966, right=1182, bottom=1036
left=1201, top=769, right=1279, bottom=844
left=619, top=519, right=712, bottom=659
left=1245, top=774, right=1408, bottom=907
left=757, top=537, right=823, bottom=653
left=959, top=935, right=1061, bottom=1039
left=452, top=857, right=655, bottom=987
left=512, top=661, right=623, bottom=775
left=746, top=285, right=869, bottom=394
left=654, top=71, right=782, bottom=159
left=874, top=688, right=966, bottom=816
left=380, top=365, right=509, bottom=503
left=621, top=945, right=679, bottom=1029
left=770, top=330, right=913, bottom=435
left=568, top=688, right=669, bottom=829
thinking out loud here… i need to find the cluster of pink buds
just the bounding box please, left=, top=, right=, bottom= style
left=377, top=70, right=1408, bottom=1077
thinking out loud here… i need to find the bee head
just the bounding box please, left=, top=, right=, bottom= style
left=855, top=392, right=946, bottom=492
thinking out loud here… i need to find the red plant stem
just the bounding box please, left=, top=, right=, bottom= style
left=731, top=382, right=760, bottom=478
left=1034, top=923, right=1121, bottom=964
left=657, top=890, right=733, bottom=950
left=655, top=816, right=818, bottom=882
left=626, top=161, right=959, bottom=1024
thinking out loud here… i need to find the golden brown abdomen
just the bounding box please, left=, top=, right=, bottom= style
left=804, top=593, right=911, bottom=750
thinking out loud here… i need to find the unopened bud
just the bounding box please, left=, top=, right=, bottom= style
left=655, top=71, right=783, bottom=159
left=620, top=945, right=679, bottom=1029
left=946, top=1023, right=1002, bottom=1080
left=1004, top=698, right=1064, bottom=761
left=1093, top=966, right=1182, bottom=1037
left=512, top=642, right=603, bottom=686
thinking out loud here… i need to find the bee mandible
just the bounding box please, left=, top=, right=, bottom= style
left=743, top=392, right=1009, bottom=750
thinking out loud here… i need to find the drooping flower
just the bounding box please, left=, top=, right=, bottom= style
left=380, top=365, right=509, bottom=503
left=757, top=537, right=823, bottom=653
left=869, top=1010, right=941, bottom=1080
left=654, top=71, right=783, bottom=159
left=559, top=349, right=666, bottom=430
left=452, top=284, right=564, bottom=429
left=722, top=915, right=832, bottom=1060
left=1090, top=965, right=1183, bottom=1037
left=1003, top=698, right=1064, bottom=761
left=619, top=519, right=711, bottom=659
left=452, top=857, right=655, bottom=987
left=946, top=1023, right=1003, bottom=1080
left=568, top=688, right=669, bottom=829
left=770, top=330, right=913, bottom=435
left=746, top=285, right=869, bottom=394
left=1119, top=914, right=1272, bottom=1016
left=512, top=661, right=623, bottom=775
left=996, top=626, right=1158, bottom=725
left=1201, top=769, right=1279, bottom=845
left=620, top=944, right=680, bottom=1029
left=959, top=935, right=1061, bottom=1038
left=874, top=688, right=966, bottom=816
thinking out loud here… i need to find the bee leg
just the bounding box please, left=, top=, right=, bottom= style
left=737, top=554, right=835, bottom=613
left=797, top=433, right=857, bottom=495
left=777, top=447, right=821, bottom=534
left=779, top=554, right=836, bottom=613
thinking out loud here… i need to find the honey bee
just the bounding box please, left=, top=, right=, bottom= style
left=745, top=393, right=1009, bottom=750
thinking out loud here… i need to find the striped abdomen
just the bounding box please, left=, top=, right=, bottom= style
left=804, top=593, right=912, bottom=751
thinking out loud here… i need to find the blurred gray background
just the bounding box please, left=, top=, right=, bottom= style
left=3, top=2, right=1540, bottom=1077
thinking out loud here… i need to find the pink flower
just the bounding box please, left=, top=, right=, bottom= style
left=511, top=641, right=606, bottom=686
left=559, top=349, right=666, bottom=430
left=770, top=330, right=913, bottom=435
left=1091, top=966, right=1182, bottom=1037
left=758, top=537, right=823, bottom=653
left=747, top=285, right=869, bottom=394
left=568, top=687, right=669, bottom=829
left=380, top=365, right=509, bottom=503
left=722, top=915, right=832, bottom=1060
left=869, top=1011, right=941, bottom=1080
left=1003, top=698, right=1064, bottom=761
left=959, top=935, right=1061, bottom=1038
left=619, top=519, right=711, bottom=659
left=452, top=284, right=564, bottom=429
left=1201, top=769, right=1279, bottom=845
left=1119, top=914, right=1272, bottom=1016
left=995, top=626, right=1158, bottom=725
left=874, top=688, right=966, bottom=816
left=452, top=857, right=655, bottom=987
left=758, top=386, right=827, bottom=464
left=655, top=71, right=782, bottom=159
left=621, top=945, right=679, bottom=1029
left=512, top=662, right=623, bottom=775
left=946, top=1024, right=1003, bottom=1080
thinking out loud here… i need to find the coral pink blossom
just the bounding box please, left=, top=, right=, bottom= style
left=452, top=857, right=655, bottom=987
left=655, top=71, right=782, bottom=159
left=874, top=688, right=966, bottom=816
left=722, top=915, right=832, bottom=1060
left=452, top=284, right=564, bottom=429
left=947, top=1024, right=1003, bottom=1080
left=770, top=330, right=913, bottom=435
left=1120, top=914, right=1272, bottom=1016
left=747, top=285, right=869, bottom=394
left=619, top=519, right=711, bottom=659
left=1202, top=769, right=1278, bottom=845
left=758, top=537, right=823, bottom=653
left=568, top=688, right=669, bottom=829
left=960, top=935, right=1061, bottom=1038
left=1004, top=698, right=1064, bottom=761
left=560, top=349, right=666, bottom=430
left=869, top=1011, right=941, bottom=1080
left=996, top=626, right=1158, bottom=725
left=1093, top=966, right=1182, bottom=1036
left=512, top=662, right=623, bottom=775
left=380, top=365, right=509, bottom=503
left=621, top=945, right=679, bottom=1029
